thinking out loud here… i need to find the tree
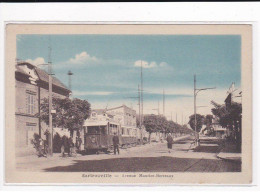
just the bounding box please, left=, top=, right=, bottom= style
left=211, top=100, right=242, bottom=151
left=188, top=114, right=205, bottom=132
left=143, top=114, right=193, bottom=142
left=204, top=114, right=213, bottom=126
left=143, top=114, right=160, bottom=142
left=201, top=114, right=214, bottom=134
left=40, top=97, right=91, bottom=137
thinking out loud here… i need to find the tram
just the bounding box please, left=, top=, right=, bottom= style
left=83, top=120, right=138, bottom=154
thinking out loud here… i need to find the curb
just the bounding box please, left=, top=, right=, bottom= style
left=216, top=153, right=241, bottom=162
left=216, top=142, right=241, bottom=162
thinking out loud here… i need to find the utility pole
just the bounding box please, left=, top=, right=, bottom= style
left=48, top=39, right=53, bottom=156
left=194, top=74, right=216, bottom=146
left=176, top=113, right=178, bottom=124
left=124, top=85, right=141, bottom=142
left=138, top=85, right=141, bottom=127
left=163, top=89, right=165, bottom=116
left=194, top=75, right=197, bottom=136
left=140, top=61, right=143, bottom=126
left=138, top=84, right=143, bottom=143
left=67, top=70, right=73, bottom=92
left=182, top=112, right=183, bottom=125
left=158, top=101, right=160, bottom=115
left=171, top=111, right=173, bottom=121
left=152, top=101, right=160, bottom=115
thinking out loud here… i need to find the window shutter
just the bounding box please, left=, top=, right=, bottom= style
left=33, top=95, right=36, bottom=114
left=31, top=95, right=34, bottom=114
left=26, top=93, right=29, bottom=114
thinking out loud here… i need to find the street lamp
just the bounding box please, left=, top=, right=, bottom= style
left=194, top=74, right=216, bottom=146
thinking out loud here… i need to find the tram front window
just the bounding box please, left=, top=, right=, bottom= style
left=100, top=126, right=107, bottom=135
left=87, top=126, right=107, bottom=134
left=87, top=127, right=100, bottom=134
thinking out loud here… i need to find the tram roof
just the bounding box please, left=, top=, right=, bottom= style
left=83, top=120, right=119, bottom=127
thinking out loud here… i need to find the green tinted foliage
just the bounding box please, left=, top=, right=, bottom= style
left=143, top=114, right=192, bottom=134
left=188, top=114, right=205, bottom=132
left=40, top=97, right=91, bottom=134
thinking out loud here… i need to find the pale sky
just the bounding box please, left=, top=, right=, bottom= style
left=17, top=35, right=241, bottom=124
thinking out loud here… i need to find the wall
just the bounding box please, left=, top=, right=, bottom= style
left=15, top=80, right=39, bottom=156
left=15, top=80, right=39, bottom=114
left=107, top=105, right=137, bottom=127
left=15, top=79, right=69, bottom=156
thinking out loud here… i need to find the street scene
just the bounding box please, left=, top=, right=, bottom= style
left=15, top=33, right=242, bottom=173
left=16, top=135, right=240, bottom=172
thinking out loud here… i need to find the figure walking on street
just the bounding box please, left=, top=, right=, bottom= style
left=166, top=133, right=174, bottom=153
left=61, top=136, right=66, bottom=157
left=68, top=137, right=74, bottom=157
left=112, top=132, right=120, bottom=155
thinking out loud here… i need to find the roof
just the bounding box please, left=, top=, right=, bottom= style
left=16, top=61, right=70, bottom=92
left=92, top=109, right=106, bottom=114
left=17, top=61, right=35, bottom=69
left=107, top=105, right=124, bottom=111
left=107, top=104, right=136, bottom=113
left=35, top=67, right=70, bottom=91
left=83, top=120, right=119, bottom=127
left=16, top=65, right=29, bottom=75
left=92, top=109, right=115, bottom=117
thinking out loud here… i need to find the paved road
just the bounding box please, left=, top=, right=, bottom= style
left=17, top=135, right=241, bottom=172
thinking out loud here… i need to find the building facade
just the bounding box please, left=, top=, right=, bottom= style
left=106, top=105, right=137, bottom=137
left=88, top=105, right=138, bottom=137
left=15, top=62, right=71, bottom=156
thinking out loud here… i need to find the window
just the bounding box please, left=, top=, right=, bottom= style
left=87, top=126, right=100, bottom=134
left=100, top=126, right=107, bottom=135
left=26, top=91, right=36, bottom=114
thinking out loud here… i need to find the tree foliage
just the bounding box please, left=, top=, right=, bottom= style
left=142, top=114, right=193, bottom=134
left=211, top=100, right=242, bottom=151
left=211, top=101, right=242, bottom=129
left=204, top=114, right=213, bottom=127
left=188, top=114, right=205, bottom=132
left=40, top=97, right=91, bottom=136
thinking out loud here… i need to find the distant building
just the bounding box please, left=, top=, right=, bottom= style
left=106, top=105, right=137, bottom=137
left=87, top=105, right=139, bottom=137
left=15, top=61, right=71, bottom=156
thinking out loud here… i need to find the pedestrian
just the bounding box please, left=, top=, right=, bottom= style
left=78, top=137, right=82, bottom=150
left=68, top=137, right=74, bottom=157
left=61, top=136, right=65, bottom=157
left=38, top=138, right=45, bottom=157
left=166, top=133, right=174, bottom=153
left=112, top=132, right=120, bottom=155
left=75, top=137, right=79, bottom=150
left=63, top=136, right=69, bottom=156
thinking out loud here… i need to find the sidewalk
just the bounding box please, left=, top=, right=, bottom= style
left=17, top=135, right=191, bottom=164
left=216, top=139, right=241, bottom=162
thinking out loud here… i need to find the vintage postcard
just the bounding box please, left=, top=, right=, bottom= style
left=5, top=24, right=252, bottom=184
